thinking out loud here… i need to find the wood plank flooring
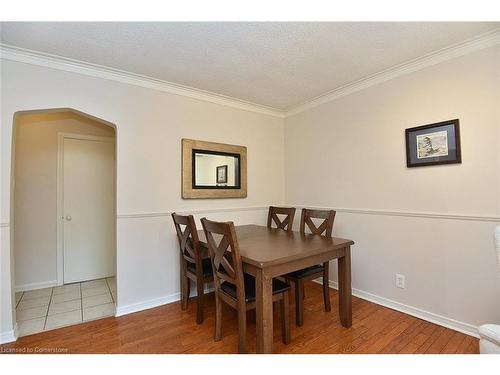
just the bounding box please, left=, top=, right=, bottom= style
left=0, top=282, right=478, bottom=354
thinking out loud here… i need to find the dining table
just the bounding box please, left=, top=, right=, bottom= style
left=198, top=224, right=355, bottom=354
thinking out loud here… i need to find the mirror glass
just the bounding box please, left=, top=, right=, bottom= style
left=193, top=150, right=240, bottom=189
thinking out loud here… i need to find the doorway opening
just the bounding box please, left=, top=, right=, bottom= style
left=11, top=109, right=117, bottom=337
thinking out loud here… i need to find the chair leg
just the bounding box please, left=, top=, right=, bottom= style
left=181, top=275, right=190, bottom=310
left=322, top=262, right=331, bottom=312
left=280, top=292, right=291, bottom=344
left=295, top=280, right=304, bottom=326
left=237, top=306, right=247, bottom=353
left=214, top=293, right=222, bottom=341
left=196, top=279, right=204, bottom=324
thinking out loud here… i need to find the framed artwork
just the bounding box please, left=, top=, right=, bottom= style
left=216, top=165, right=228, bottom=183
left=405, top=119, right=461, bottom=168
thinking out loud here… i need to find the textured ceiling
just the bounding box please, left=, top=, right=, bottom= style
left=1, top=22, right=499, bottom=110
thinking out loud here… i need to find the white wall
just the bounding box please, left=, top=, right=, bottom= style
left=0, top=60, right=285, bottom=338
left=285, top=46, right=500, bottom=332
left=13, top=111, right=115, bottom=291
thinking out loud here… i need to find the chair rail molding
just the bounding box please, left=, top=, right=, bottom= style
left=117, top=206, right=269, bottom=219
left=293, top=205, right=500, bottom=223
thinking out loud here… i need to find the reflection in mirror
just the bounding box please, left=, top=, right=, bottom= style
left=193, top=150, right=240, bottom=189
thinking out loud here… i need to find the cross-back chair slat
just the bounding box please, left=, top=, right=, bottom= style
left=267, top=206, right=296, bottom=232
left=201, top=218, right=244, bottom=292
left=300, top=209, right=336, bottom=237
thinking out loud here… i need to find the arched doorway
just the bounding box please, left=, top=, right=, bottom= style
left=11, top=108, right=117, bottom=337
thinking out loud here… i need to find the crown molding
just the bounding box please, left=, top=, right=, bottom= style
left=0, top=44, right=286, bottom=119
left=1, top=29, right=499, bottom=120
left=285, top=29, right=500, bottom=117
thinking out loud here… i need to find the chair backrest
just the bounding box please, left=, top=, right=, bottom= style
left=201, top=218, right=245, bottom=302
left=171, top=213, right=202, bottom=267
left=267, top=206, right=296, bottom=232
left=300, top=208, right=336, bottom=238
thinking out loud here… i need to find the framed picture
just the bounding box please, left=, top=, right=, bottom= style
left=216, top=165, right=228, bottom=184
left=405, top=119, right=461, bottom=168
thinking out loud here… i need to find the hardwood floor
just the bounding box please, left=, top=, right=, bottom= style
left=0, top=282, right=478, bottom=354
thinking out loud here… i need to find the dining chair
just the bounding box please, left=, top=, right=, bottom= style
left=283, top=208, right=336, bottom=326
left=267, top=206, right=296, bottom=232
left=172, top=212, right=213, bottom=324
left=201, top=217, right=291, bottom=353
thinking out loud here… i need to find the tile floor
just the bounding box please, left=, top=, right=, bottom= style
left=15, top=277, right=116, bottom=337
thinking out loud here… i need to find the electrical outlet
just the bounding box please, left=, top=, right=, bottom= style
left=395, top=274, right=405, bottom=289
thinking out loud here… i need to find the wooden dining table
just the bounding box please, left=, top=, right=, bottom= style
left=198, top=224, right=355, bottom=354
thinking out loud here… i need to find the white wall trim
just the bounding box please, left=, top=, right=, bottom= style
left=286, top=29, right=500, bottom=116
left=314, top=279, right=479, bottom=338
left=2, top=30, right=499, bottom=120
left=0, top=323, right=18, bottom=345
left=293, top=205, right=500, bottom=223
left=0, top=222, right=9, bottom=228
left=0, top=44, right=285, bottom=119
left=117, top=205, right=269, bottom=219
left=116, top=293, right=181, bottom=317
left=15, top=280, right=58, bottom=292
left=116, top=285, right=214, bottom=317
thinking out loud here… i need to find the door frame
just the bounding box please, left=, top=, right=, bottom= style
left=56, top=132, right=116, bottom=286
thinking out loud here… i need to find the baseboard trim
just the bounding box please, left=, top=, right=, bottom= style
left=15, top=280, right=58, bottom=292
left=0, top=323, right=18, bottom=344
left=115, top=293, right=181, bottom=317
left=115, top=285, right=214, bottom=317
left=313, top=279, right=479, bottom=338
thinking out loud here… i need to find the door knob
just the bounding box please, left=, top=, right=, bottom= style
left=65, top=215, right=72, bottom=221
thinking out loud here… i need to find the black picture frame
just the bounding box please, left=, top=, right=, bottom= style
left=405, top=119, right=461, bottom=168
left=216, top=165, right=228, bottom=184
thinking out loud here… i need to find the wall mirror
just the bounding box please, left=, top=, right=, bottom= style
left=182, top=139, right=247, bottom=198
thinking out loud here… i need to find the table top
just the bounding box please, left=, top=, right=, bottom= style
left=198, top=224, right=354, bottom=268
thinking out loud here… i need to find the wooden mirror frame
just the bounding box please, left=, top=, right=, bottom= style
left=182, top=138, right=247, bottom=199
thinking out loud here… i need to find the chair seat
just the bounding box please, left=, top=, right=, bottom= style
left=284, top=264, right=324, bottom=279
left=221, top=273, right=290, bottom=302
left=187, top=257, right=213, bottom=277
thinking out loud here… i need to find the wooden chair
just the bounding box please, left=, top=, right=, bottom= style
left=201, top=217, right=291, bottom=353
left=283, top=208, right=336, bottom=326
left=267, top=206, right=296, bottom=232
left=172, top=213, right=213, bottom=324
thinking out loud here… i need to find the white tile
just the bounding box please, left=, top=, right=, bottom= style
left=48, top=299, right=81, bottom=316
left=21, top=287, right=53, bottom=300
left=82, top=285, right=109, bottom=298
left=83, top=303, right=115, bottom=322
left=17, top=295, right=50, bottom=310
left=45, top=310, right=82, bottom=330
left=17, top=317, right=46, bottom=337
left=81, top=279, right=106, bottom=290
left=51, top=289, right=81, bottom=304
left=16, top=305, right=48, bottom=322
left=82, top=292, right=112, bottom=308
left=53, top=283, right=80, bottom=295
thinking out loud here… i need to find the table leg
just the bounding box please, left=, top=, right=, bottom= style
left=338, top=245, right=352, bottom=327
left=255, top=269, right=274, bottom=353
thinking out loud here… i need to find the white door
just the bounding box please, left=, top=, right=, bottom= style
left=63, top=136, right=115, bottom=284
